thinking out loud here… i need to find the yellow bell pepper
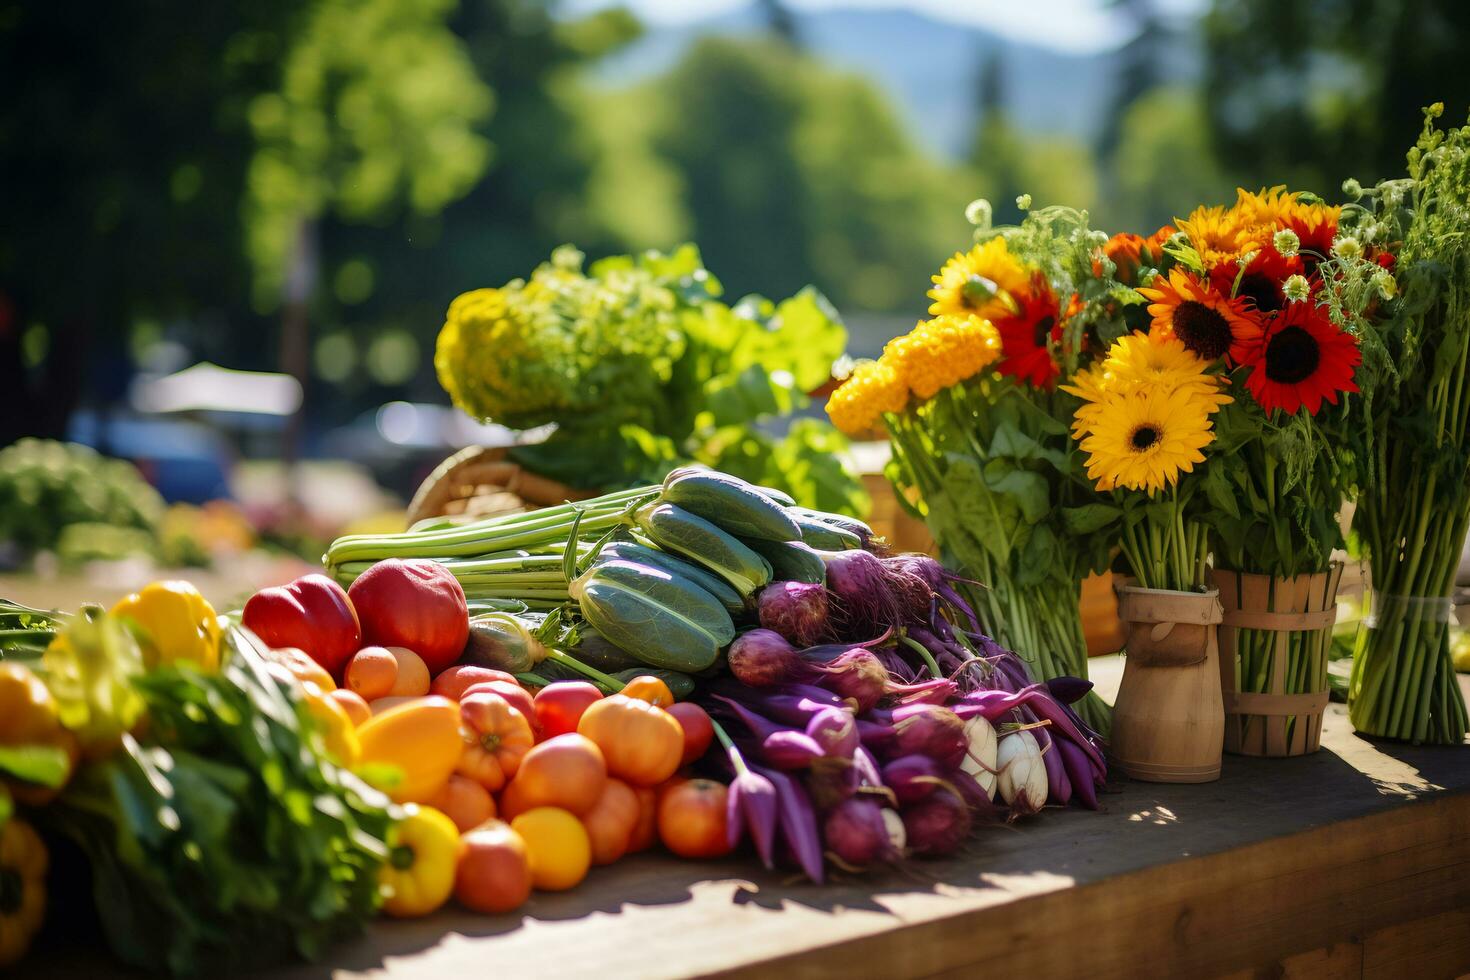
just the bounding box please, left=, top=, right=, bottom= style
left=378, top=805, right=461, bottom=918
left=300, top=682, right=361, bottom=767
left=0, top=664, right=77, bottom=805
left=111, top=580, right=221, bottom=672
left=0, top=817, right=48, bottom=968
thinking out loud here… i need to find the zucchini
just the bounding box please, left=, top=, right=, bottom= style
left=570, top=558, right=734, bottom=671
left=613, top=667, right=696, bottom=701
left=661, top=470, right=801, bottom=542
left=743, top=537, right=827, bottom=585
left=753, top=484, right=797, bottom=507
left=570, top=630, right=642, bottom=673
left=598, top=540, right=746, bottom=615
left=791, top=507, right=874, bottom=543
left=792, top=512, right=862, bottom=551
left=635, top=502, right=773, bottom=596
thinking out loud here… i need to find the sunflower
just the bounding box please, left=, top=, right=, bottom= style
left=1241, top=300, right=1360, bottom=416
left=1176, top=204, right=1252, bottom=267
left=882, top=314, right=1002, bottom=398
left=928, top=238, right=1031, bottom=320
left=1075, top=385, right=1219, bottom=494
left=1138, top=267, right=1264, bottom=364
left=825, top=359, right=909, bottom=436
left=1208, top=246, right=1303, bottom=315
left=1063, top=333, right=1228, bottom=436
left=992, top=279, right=1063, bottom=387
left=1229, top=186, right=1299, bottom=245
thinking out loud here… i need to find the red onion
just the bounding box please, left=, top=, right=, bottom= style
left=823, top=798, right=902, bottom=867
left=881, top=755, right=946, bottom=805
left=824, top=549, right=897, bottom=634
left=901, top=785, right=972, bottom=857
left=728, top=629, right=812, bottom=687
left=891, top=705, right=967, bottom=769
left=758, top=581, right=831, bottom=647
left=805, top=707, right=859, bottom=758
left=815, top=649, right=889, bottom=713
left=760, top=730, right=827, bottom=770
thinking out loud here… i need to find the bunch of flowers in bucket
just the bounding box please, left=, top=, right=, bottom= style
left=826, top=200, right=1141, bottom=735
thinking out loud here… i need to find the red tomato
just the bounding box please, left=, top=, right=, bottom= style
left=664, top=702, right=715, bottom=765
left=657, top=778, right=732, bottom=859
left=347, top=559, right=469, bottom=675
left=533, top=682, right=604, bottom=738
left=462, top=681, right=536, bottom=733
left=455, top=820, right=532, bottom=914
left=432, top=665, right=518, bottom=701
left=580, top=778, right=640, bottom=866
left=243, top=574, right=361, bottom=679
left=627, top=785, right=658, bottom=854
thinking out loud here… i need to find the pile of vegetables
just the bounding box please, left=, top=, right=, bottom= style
left=324, top=465, right=1108, bottom=879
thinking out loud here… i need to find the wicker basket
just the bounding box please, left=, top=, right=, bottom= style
left=405, top=446, right=593, bottom=527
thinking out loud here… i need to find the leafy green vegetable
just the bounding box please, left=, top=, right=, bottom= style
left=49, top=626, right=395, bottom=976
left=0, top=438, right=164, bottom=554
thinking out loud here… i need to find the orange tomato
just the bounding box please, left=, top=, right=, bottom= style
left=455, top=820, right=532, bottom=914
left=627, top=784, right=659, bottom=854
left=429, top=773, right=496, bottom=833
left=577, top=695, right=683, bottom=787
left=385, top=647, right=431, bottom=697
left=368, top=695, right=419, bottom=715
left=356, top=696, right=462, bottom=803
left=532, top=682, right=603, bottom=738
left=664, top=702, right=715, bottom=765
left=657, top=778, right=732, bottom=859
left=345, top=646, right=398, bottom=700
left=456, top=692, right=534, bottom=792
left=511, top=807, right=591, bottom=891
left=328, top=688, right=372, bottom=727
left=581, top=778, right=640, bottom=866
left=432, top=665, right=518, bottom=701
left=462, top=681, right=537, bottom=735
left=504, top=733, right=606, bottom=815
left=619, top=674, right=674, bottom=708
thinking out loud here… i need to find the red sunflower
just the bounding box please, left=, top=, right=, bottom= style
left=1242, top=301, right=1360, bottom=415
left=993, top=279, right=1062, bottom=387
left=1281, top=204, right=1339, bottom=277
left=1137, top=267, right=1264, bottom=365
left=1208, top=246, right=1304, bottom=316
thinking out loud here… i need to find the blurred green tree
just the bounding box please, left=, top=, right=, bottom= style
left=1099, top=86, right=1235, bottom=231
left=1203, top=0, right=1470, bottom=191
left=644, top=37, right=970, bottom=313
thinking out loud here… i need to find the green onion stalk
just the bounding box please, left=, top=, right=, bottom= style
left=1344, top=106, right=1470, bottom=745
left=324, top=487, right=660, bottom=602
left=884, top=382, right=1113, bottom=736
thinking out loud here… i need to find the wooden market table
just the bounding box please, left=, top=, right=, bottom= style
left=21, top=656, right=1470, bottom=980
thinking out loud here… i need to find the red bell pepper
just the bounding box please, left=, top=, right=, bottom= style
left=242, top=574, right=362, bottom=678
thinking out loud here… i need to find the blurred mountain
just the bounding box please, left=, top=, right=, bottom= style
left=588, top=4, right=1199, bottom=158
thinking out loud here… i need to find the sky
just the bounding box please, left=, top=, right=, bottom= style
left=562, top=0, right=1208, bottom=55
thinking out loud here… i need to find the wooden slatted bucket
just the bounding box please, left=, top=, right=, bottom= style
left=1210, top=564, right=1342, bottom=757
left=1111, top=584, right=1225, bottom=783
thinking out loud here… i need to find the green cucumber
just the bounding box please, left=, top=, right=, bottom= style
left=635, top=502, right=772, bottom=596
left=661, top=470, right=802, bottom=542
left=743, top=537, right=828, bottom=585
left=792, top=512, right=862, bottom=551
left=598, top=540, right=747, bottom=614
left=791, top=507, right=874, bottom=543
left=570, top=558, right=734, bottom=671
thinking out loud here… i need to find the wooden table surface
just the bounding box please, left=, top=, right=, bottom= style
left=20, top=657, right=1470, bottom=979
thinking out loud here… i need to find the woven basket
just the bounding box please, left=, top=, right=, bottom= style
left=405, top=446, right=594, bottom=527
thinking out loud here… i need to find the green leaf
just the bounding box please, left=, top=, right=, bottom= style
left=703, top=363, right=793, bottom=426
left=985, top=467, right=1050, bottom=525
left=0, top=744, right=71, bottom=788
left=1061, top=503, right=1122, bottom=535
left=941, top=454, right=1017, bottom=565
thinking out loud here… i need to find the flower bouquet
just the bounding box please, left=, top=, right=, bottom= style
left=1105, top=188, right=1373, bottom=755
left=1340, top=105, right=1470, bottom=745
left=827, top=202, right=1139, bottom=735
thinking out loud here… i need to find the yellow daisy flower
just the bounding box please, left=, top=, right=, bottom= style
left=882, top=314, right=1003, bottom=399
left=826, top=360, right=909, bottom=436
left=1229, top=186, right=1299, bottom=245
left=927, top=238, right=1030, bottom=320
left=1076, top=385, right=1220, bottom=494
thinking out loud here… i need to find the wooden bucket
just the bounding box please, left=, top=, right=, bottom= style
left=1210, top=565, right=1342, bottom=757
left=1111, top=584, right=1225, bottom=783
left=405, top=446, right=593, bottom=526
